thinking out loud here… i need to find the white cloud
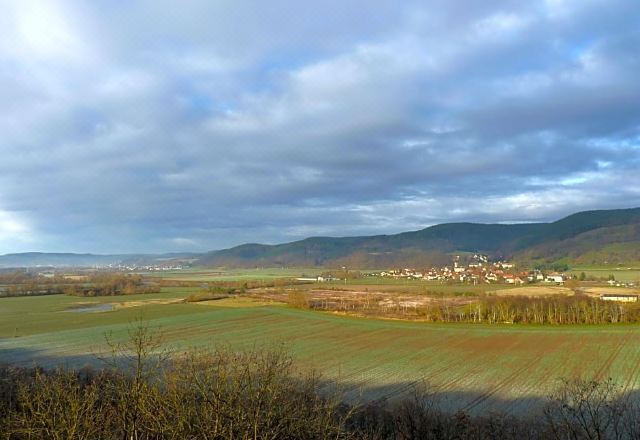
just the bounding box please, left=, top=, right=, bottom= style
left=0, top=210, right=28, bottom=235
left=0, top=208, right=35, bottom=251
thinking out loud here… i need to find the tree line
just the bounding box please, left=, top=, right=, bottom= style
left=0, top=271, right=70, bottom=297
left=0, top=272, right=161, bottom=298
left=298, top=292, right=640, bottom=325
left=422, top=295, right=640, bottom=324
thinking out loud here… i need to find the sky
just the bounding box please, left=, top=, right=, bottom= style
left=1, top=0, right=639, bottom=254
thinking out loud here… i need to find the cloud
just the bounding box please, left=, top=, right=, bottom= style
left=0, top=207, right=35, bottom=251
left=0, top=0, right=639, bottom=253
left=0, top=210, right=29, bottom=235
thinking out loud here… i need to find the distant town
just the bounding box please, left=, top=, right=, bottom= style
left=368, top=254, right=637, bottom=288
left=372, top=254, right=554, bottom=285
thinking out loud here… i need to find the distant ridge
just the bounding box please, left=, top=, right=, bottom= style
left=0, top=252, right=198, bottom=269
left=3, top=208, right=640, bottom=269
left=197, top=207, right=640, bottom=268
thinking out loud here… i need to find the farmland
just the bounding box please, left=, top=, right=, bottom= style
left=139, top=267, right=326, bottom=281
left=2, top=287, right=640, bottom=415
left=569, top=266, right=640, bottom=283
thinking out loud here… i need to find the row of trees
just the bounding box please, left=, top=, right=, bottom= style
left=1, top=324, right=639, bottom=439
left=443, top=296, right=639, bottom=324
left=0, top=271, right=70, bottom=297
left=299, top=292, right=640, bottom=324
left=0, top=272, right=161, bottom=297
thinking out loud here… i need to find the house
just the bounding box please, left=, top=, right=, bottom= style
left=296, top=276, right=333, bottom=282
left=63, top=275, right=89, bottom=281
left=601, top=294, right=638, bottom=303
left=473, top=254, right=489, bottom=263
left=485, top=273, right=498, bottom=282
left=423, top=271, right=439, bottom=281
left=503, top=275, right=524, bottom=285
left=545, top=273, right=564, bottom=284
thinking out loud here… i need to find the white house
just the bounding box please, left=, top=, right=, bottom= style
left=504, top=275, right=524, bottom=285
left=545, top=274, right=564, bottom=284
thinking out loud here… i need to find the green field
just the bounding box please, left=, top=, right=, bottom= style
left=140, top=267, right=325, bottom=281
left=2, top=289, right=640, bottom=414
left=569, top=266, right=640, bottom=283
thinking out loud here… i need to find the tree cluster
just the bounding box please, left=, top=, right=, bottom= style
left=64, top=274, right=160, bottom=297
left=0, top=272, right=68, bottom=297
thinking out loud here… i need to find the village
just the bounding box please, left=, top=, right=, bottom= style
left=374, top=254, right=568, bottom=285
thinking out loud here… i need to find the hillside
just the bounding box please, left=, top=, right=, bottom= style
left=198, top=207, right=640, bottom=268
left=518, top=223, right=640, bottom=265
left=3, top=208, right=639, bottom=269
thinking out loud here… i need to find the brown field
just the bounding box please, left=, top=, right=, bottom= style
left=68, top=298, right=185, bottom=312
left=111, top=298, right=185, bottom=309
left=488, top=286, right=573, bottom=296
left=582, top=286, right=639, bottom=295
left=195, top=297, right=279, bottom=307
left=257, top=288, right=474, bottom=308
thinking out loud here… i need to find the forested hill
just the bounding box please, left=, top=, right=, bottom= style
left=3, top=208, right=639, bottom=269
left=198, top=207, right=640, bottom=268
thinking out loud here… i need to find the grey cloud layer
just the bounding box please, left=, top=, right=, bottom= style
left=0, top=0, right=639, bottom=252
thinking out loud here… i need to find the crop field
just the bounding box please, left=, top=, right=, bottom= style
left=2, top=289, right=640, bottom=415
